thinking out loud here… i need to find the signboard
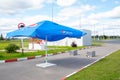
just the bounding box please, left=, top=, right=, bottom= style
left=18, top=23, right=25, bottom=29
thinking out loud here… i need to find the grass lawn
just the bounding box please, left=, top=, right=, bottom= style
left=92, top=40, right=103, bottom=46
left=66, top=50, right=120, bottom=80
left=0, top=39, right=29, bottom=50
left=0, top=51, right=44, bottom=60
left=0, top=39, right=103, bottom=50
left=0, top=46, right=84, bottom=60
left=0, top=39, right=102, bottom=60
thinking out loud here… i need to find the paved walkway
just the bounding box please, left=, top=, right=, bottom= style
left=0, top=39, right=120, bottom=80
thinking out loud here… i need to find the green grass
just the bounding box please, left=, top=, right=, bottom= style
left=0, top=39, right=84, bottom=60
left=0, top=39, right=103, bottom=50
left=92, top=40, right=103, bottom=46
left=0, top=39, right=29, bottom=50
left=0, top=51, right=45, bottom=60
left=66, top=50, right=120, bottom=80
left=0, top=46, right=84, bottom=60
left=0, top=39, right=101, bottom=60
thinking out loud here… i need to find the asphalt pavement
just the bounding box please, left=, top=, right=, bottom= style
left=0, top=39, right=120, bottom=80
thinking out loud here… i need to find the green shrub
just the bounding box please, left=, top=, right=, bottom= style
left=0, top=55, right=3, bottom=58
left=5, top=44, right=20, bottom=53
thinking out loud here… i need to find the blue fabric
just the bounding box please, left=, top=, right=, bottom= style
left=7, top=20, right=86, bottom=41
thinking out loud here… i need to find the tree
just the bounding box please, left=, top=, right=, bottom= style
left=0, top=34, right=4, bottom=40
left=5, top=44, right=20, bottom=53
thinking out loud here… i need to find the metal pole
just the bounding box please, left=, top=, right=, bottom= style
left=94, top=24, right=96, bottom=41
left=51, top=0, right=54, bottom=22
left=102, top=26, right=104, bottom=39
left=45, top=36, right=48, bottom=64
left=21, top=38, right=24, bottom=54
left=79, top=14, right=82, bottom=29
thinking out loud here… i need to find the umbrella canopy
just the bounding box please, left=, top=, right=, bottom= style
left=7, top=20, right=86, bottom=41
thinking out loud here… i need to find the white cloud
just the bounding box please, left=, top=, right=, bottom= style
left=88, top=6, right=120, bottom=19
left=0, top=0, right=45, bottom=15
left=101, top=0, right=107, bottom=2
left=56, top=0, right=77, bottom=7
left=54, top=16, right=69, bottom=22
left=57, top=5, right=95, bottom=21
left=81, top=5, right=95, bottom=12
left=0, top=0, right=29, bottom=14
left=53, top=4, right=96, bottom=27
left=0, top=18, right=19, bottom=36
left=110, top=6, right=120, bottom=18
left=29, top=0, right=44, bottom=8
left=57, top=7, right=81, bottom=18
left=22, top=15, right=50, bottom=25
left=0, top=18, right=18, bottom=27
left=115, top=0, right=120, bottom=4
left=0, top=0, right=119, bottom=36
left=46, top=0, right=54, bottom=4
left=0, top=14, right=50, bottom=37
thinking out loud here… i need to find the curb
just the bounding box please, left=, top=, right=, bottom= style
left=0, top=54, right=45, bottom=63
left=0, top=51, right=66, bottom=63
left=60, top=50, right=115, bottom=80
left=0, top=46, right=94, bottom=64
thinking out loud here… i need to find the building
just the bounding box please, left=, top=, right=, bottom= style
left=28, top=29, right=91, bottom=50
left=47, top=29, right=91, bottom=46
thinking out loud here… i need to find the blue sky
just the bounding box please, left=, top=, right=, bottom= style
left=0, top=0, right=120, bottom=37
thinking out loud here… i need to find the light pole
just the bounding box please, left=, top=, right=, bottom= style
left=93, top=24, right=96, bottom=41
left=51, top=0, right=54, bottom=22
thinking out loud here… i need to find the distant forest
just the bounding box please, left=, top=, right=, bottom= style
left=92, top=35, right=120, bottom=40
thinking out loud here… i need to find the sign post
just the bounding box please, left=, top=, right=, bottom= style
left=18, top=23, right=25, bottom=54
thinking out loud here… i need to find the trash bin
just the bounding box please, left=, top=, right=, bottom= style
left=73, top=50, right=78, bottom=56
left=69, top=50, right=74, bottom=55
left=86, top=51, right=96, bottom=57
left=92, top=51, right=95, bottom=57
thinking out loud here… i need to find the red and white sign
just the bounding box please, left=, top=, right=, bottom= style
left=18, top=23, right=25, bottom=29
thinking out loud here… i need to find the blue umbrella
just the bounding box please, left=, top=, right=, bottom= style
left=7, top=20, right=86, bottom=41
left=7, top=20, right=86, bottom=67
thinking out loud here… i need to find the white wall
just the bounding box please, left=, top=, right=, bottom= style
left=28, top=29, right=92, bottom=50
left=47, top=29, right=91, bottom=46
left=79, top=29, right=92, bottom=46
left=28, top=43, right=45, bottom=50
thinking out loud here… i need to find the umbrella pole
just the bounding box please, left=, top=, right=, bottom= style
left=45, top=36, right=48, bottom=64
left=36, top=35, right=56, bottom=68
left=21, top=38, right=24, bottom=55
